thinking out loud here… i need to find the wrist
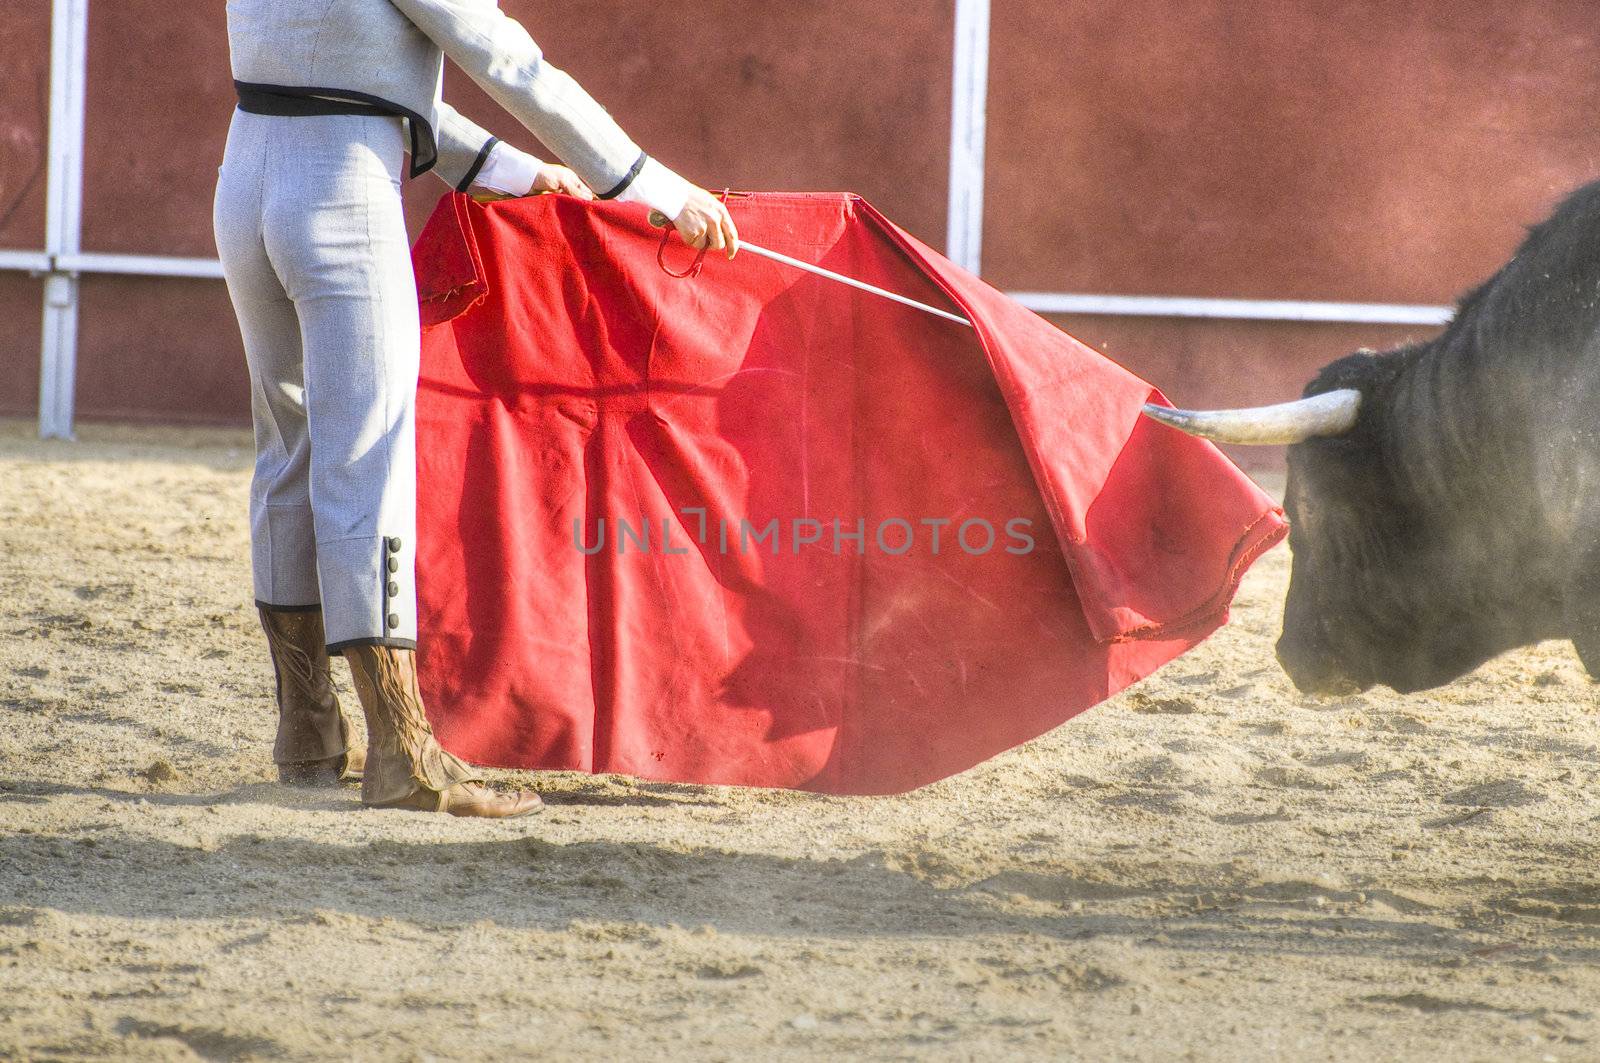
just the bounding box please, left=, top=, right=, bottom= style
left=474, top=142, right=542, bottom=197
left=615, top=158, right=693, bottom=222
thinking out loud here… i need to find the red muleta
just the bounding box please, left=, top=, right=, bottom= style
left=410, top=191, right=1286, bottom=795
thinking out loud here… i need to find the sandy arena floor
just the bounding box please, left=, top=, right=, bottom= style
left=1, top=417, right=1597, bottom=1061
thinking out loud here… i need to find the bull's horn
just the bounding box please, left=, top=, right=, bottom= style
left=1140, top=388, right=1361, bottom=445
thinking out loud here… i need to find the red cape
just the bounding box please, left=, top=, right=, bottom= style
left=411, top=191, right=1285, bottom=795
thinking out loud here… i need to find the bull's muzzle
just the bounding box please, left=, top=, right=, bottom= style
left=1274, top=632, right=1367, bottom=696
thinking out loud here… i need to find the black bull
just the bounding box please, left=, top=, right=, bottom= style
left=1145, top=180, right=1600, bottom=695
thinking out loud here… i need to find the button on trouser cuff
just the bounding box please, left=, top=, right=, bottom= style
left=316, top=535, right=417, bottom=647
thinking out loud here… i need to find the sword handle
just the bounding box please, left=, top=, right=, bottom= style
left=648, top=210, right=671, bottom=228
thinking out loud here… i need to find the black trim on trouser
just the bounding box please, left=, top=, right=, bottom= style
left=255, top=600, right=322, bottom=613
left=327, top=637, right=418, bottom=655
left=597, top=151, right=649, bottom=200
left=456, top=136, right=500, bottom=193
left=233, top=81, right=438, bottom=178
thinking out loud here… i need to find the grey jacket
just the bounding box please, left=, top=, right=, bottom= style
left=225, top=0, right=647, bottom=195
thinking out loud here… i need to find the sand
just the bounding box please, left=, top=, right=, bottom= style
left=1, top=416, right=1597, bottom=1061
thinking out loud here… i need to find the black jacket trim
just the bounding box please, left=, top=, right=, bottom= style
left=327, top=636, right=419, bottom=655
left=254, top=600, right=323, bottom=613
left=597, top=151, right=649, bottom=200
left=457, top=136, right=500, bottom=193
left=233, top=81, right=438, bottom=178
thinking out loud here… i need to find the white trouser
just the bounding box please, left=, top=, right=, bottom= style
left=213, top=108, right=420, bottom=651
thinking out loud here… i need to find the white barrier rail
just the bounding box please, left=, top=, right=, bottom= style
left=0, top=250, right=52, bottom=273
left=54, top=252, right=227, bottom=279
left=946, top=0, right=989, bottom=276
left=1009, top=292, right=1455, bottom=327
left=40, top=0, right=89, bottom=439
left=1, top=253, right=225, bottom=279
left=1, top=253, right=1457, bottom=325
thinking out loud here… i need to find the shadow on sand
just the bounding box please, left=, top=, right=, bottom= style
left=5, top=777, right=1600, bottom=973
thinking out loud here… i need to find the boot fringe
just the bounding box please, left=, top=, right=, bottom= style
left=343, top=644, right=480, bottom=805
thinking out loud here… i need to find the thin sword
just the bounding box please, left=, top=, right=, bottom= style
left=650, top=211, right=973, bottom=328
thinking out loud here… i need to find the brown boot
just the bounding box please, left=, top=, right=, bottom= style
left=259, top=606, right=366, bottom=787
left=341, top=644, right=541, bottom=818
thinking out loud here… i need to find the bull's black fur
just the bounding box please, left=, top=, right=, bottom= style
left=1279, top=180, right=1600, bottom=693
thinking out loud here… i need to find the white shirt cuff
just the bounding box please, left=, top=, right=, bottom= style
left=615, top=158, right=693, bottom=222
left=474, top=142, right=542, bottom=196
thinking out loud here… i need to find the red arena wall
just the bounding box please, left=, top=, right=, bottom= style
left=3, top=0, right=1599, bottom=452
left=0, top=5, right=50, bottom=416
left=983, top=1, right=1600, bottom=425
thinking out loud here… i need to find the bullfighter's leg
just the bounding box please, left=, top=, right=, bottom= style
left=264, top=113, right=538, bottom=817
left=214, top=107, right=363, bottom=786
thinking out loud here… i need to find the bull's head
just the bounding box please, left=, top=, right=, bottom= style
left=1142, top=350, right=1497, bottom=695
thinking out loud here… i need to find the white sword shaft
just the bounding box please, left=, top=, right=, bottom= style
left=739, top=242, right=973, bottom=327
left=649, top=208, right=972, bottom=327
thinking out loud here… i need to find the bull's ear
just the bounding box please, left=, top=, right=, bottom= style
left=1141, top=388, right=1362, bottom=445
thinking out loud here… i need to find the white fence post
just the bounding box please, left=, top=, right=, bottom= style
left=39, top=0, right=90, bottom=440
left=946, top=0, right=990, bottom=276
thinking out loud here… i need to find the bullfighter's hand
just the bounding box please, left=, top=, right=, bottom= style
left=673, top=187, right=740, bottom=259
left=531, top=164, right=594, bottom=200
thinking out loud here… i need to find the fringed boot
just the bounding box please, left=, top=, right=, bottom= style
left=259, top=606, right=365, bottom=787
left=341, top=644, right=541, bottom=818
